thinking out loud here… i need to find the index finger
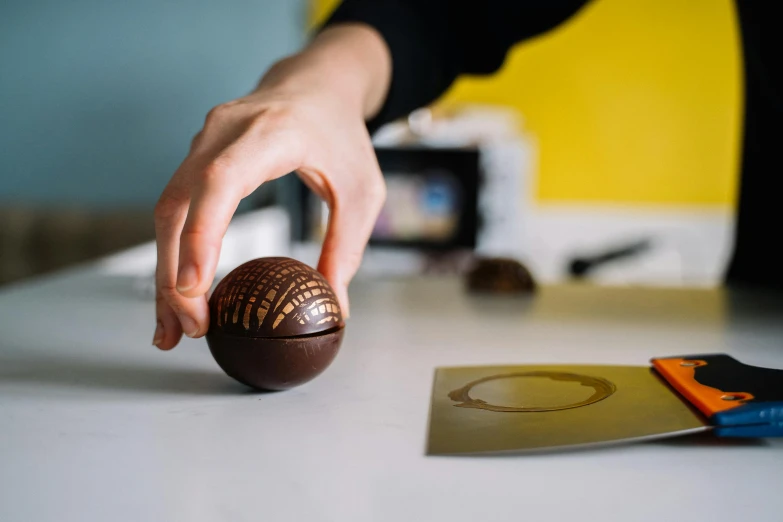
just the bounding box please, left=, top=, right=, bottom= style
left=175, top=131, right=301, bottom=300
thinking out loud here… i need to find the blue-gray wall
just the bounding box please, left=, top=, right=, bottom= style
left=0, top=0, right=306, bottom=207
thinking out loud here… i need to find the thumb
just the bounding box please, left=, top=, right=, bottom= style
left=316, top=179, right=386, bottom=319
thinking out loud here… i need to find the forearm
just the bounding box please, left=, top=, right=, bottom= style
left=258, top=23, right=391, bottom=120
left=321, top=0, right=592, bottom=131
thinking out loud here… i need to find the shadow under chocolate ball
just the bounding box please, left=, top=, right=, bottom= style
left=206, top=326, right=344, bottom=391
left=206, top=257, right=346, bottom=391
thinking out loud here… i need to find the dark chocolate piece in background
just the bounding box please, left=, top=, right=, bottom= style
left=465, top=257, right=537, bottom=294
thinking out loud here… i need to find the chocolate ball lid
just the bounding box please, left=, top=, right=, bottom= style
left=209, top=257, right=343, bottom=338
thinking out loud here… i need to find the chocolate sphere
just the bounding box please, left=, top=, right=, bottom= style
left=206, top=257, right=345, bottom=391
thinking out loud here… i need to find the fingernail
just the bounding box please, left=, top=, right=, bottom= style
left=176, top=264, right=198, bottom=292
left=178, top=314, right=200, bottom=338
left=152, top=321, right=164, bottom=347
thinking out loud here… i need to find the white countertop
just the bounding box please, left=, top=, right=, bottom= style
left=1, top=259, right=782, bottom=522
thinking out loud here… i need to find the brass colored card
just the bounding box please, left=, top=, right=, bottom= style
left=427, top=364, right=709, bottom=455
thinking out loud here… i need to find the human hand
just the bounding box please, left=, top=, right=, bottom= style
left=152, top=25, right=390, bottom=350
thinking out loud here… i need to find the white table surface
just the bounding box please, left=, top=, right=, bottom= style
left=1, top=262, right=782, bottom=522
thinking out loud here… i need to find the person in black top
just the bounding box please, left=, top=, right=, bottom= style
left=151, top=1, right=781, bottom=351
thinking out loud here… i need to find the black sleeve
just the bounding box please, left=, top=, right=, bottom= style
left=323, top=0, right=591, bottom=132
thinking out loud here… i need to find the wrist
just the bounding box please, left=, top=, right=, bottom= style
left=259, top=24, right=390, bottom=120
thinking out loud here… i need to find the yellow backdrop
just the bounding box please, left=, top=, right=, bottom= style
left=310, top=0, right=742, bottom=207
